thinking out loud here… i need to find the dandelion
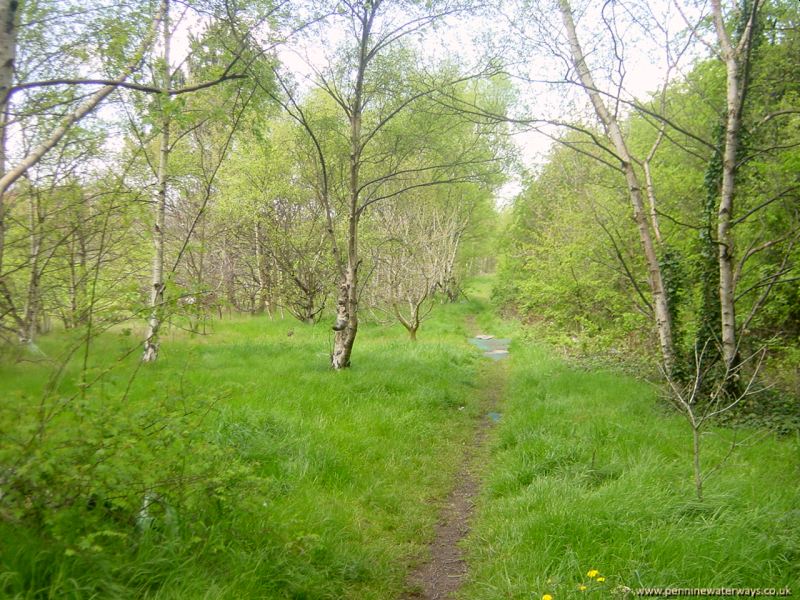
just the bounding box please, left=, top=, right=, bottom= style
left=597, top=576, right=606, bottom=583
left=542, top=595, right=553, bottom=600
left=578, top=585, right=587, bottom=591
left=587, top=569, right=599, bottom=579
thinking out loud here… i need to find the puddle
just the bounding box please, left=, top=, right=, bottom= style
left=468, top=335, right=511, bottom=360
left=468, top=335, right=509, bottom=425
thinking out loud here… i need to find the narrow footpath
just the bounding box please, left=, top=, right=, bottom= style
left=403, top=331, right=510, bottom=599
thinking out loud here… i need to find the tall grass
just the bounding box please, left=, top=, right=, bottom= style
left=0, top=308, right=484, bottom=599
left=461, top=343, right=800, bottom=599
left=3, top=281, right=797, bottom=599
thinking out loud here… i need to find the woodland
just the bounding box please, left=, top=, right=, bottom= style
left=0, top=0, right=798, bottom=598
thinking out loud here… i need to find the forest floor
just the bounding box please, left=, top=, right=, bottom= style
left=1, top=277, right=798, bottom=599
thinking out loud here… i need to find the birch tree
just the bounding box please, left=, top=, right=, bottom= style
left=141, top=0, right=172, bottom=363
left=708, top=0, right=762, bottom=374
left=262, top=0, right=502, bottom=368
left=556, top=0, right=676, bottom=372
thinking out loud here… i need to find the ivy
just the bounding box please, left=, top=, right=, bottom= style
left=695, top=118, right=725, bottom=370
left=659, top=244, right=688, bottom=380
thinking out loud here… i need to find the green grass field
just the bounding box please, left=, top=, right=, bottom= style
left=461, top=342, right=799, bottom=599
left=1, top=301, right=487, bottom=599
left=1, top=280, right=798, bottom=598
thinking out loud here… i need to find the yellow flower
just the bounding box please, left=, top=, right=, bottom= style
left=597, top=577, right=606, bottom=583
left=587, top=569, right=599, bottom=578
left=579, top=585, right=588, bottom=591
left=542, top=595, right=553, bottom=600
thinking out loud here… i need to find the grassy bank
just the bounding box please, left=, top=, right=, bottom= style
left=0, top=304, right=485, bottom=599
left=461, top=339, right=800, bottom=598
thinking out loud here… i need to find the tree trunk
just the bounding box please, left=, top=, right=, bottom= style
left=0, top=0, right=18, bottom=317
left=223, top=244, right=237, bottom=313
left=254, top=219, right=271, bottom=314
left=393, top=301, right=420, bottom=341
left=558, top=0, right=675, bottom=373
left=331, top=265, right=358, bottom=368
left=717, top=93, right=739, bottom=373
left=66, top=213, right=88, bottom=329
left=21, top=191, right=43, bottom=343
left=143, top=0, right=170, bottom=363
left=330, top=23, right=366, bottom=369
left=692, top=424, right=703, bottom=502
left=643, top=129, right=665, bottom=245
left=442, top=229, right=463, bottom=302
left=67, top=241, right=78, bottom=328
left=196, top=209, right=207, bottom=333
left=711, top=0, right=758, bottom=373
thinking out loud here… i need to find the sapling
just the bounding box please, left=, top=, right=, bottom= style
left=662, top=340, right=768, bottom=501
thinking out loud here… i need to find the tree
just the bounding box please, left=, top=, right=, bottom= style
left=367, top=184, right=483, bottom=340
left=664, top=343, right=768, bottom=501
left=262, top=0, right=503, bottom=368
left=0, top=1, right=165, bottom=339
left=141, top=0, right=173, bottom=362
left=555, top=0, right=675, bottom=372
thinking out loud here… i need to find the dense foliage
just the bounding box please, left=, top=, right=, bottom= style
left=496, top=2, right=800, bottom=419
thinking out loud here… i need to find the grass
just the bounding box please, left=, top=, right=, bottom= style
left=0, top=303, right=486, bottom=599
left=460, top=341, right=800, bottom=599
left=2, top=276, right=798, bottom=599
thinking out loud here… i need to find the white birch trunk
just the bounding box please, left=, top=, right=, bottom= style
left=331, top=116, right=360, bottom=368
left=558, top=0, right=675, bottom=372
left=331, top=264, right=358, bottom=369
left=0, top=0, right=21, bottom=326
left=143, top=0, right=171, bottom=363
left=643, top=129, right=665, bottom=245
left=0, top=0, right=18, bottom=310
left=710, top=0, right=759, bottom=372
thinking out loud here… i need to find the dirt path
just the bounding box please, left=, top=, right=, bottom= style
left=402, top=333, right=508, bottom=599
